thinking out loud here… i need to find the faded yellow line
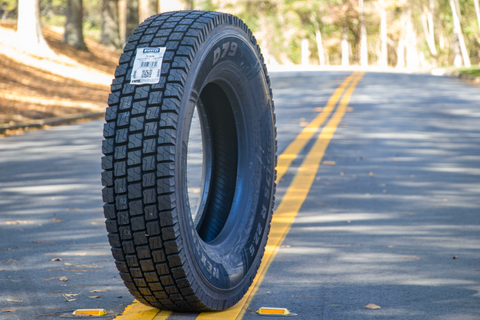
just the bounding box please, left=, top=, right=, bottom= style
left=113, top=300, right=171, bottom=320
left=276, top=72, right=356, bottom=182
left=197, top=72, right=364, bottom=320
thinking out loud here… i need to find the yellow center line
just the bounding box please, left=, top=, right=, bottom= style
left=114, top=72, right=363, bottom=320
left=197, top=72, right=364, bottom=320
left=276, top=72, right=356, bottom=182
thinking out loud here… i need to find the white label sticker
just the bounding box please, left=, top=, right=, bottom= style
left=130, top=47, right=166, bottom=85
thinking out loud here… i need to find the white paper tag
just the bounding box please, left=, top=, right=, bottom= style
left=130, top=47, right=166, bottom=85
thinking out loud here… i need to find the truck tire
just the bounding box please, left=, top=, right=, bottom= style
left=101, top=10, right=276, bottom=312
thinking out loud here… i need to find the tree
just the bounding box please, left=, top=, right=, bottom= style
left=449, top=0, right=471, bottom=67
left=420, top=0, right=437, bottom=58
left=473, top=0, right=480, bottom=35
left=63, top=0, right=87, bottom=50
left=17, top=0, right=51, bottom=53
left=359, top=0, right=368, bottom=67
left=341, top=0, right=349, bottom=66
left=183, top=0, right=194, bottom=10
left=100, top=0, right=121, bottom=50
left=378, top=0, right=388, bottom=67
left=139, top=0, right=158, bottom=22
left=125, top=0, right=139, bottom=41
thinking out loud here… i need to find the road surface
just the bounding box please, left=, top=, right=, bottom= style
left=1, top=71, right=479, bottom=319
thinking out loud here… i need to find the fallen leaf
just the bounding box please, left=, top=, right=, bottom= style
left=410, top=174, right=416, bottom=178
left=359, top=156, right=365, bottom=160
left=0, top=269, right=11, bottom=271
left=89, top=289, right=109, bottom=293
left=340, top=172, right=345, bottom=176
left=347, top=107, right=354, bottom=112
left=51, top=258, right=62, bottom=261
left=7, top=248, right=15, bottom=252
left=340, top=123, right=348, bottom=127
left=322, top=161, right=336, bottom=166
left=59, top=276, right=68, bottom=281
left=364, top=193, right=370, bottom=196
left=364, top=303, right=380, bottom=309
left=88, top=295, right=101, bottom=298
left=45, top=277, right=60, bottom=281
left=91, top=221, right=102, bottom=225
left=6, top=221, right=34, bottom=225
left=382, top=190, right=387, bottom=193
left=51, top=218, right=64, bottom=223
left=33, top=241, right=55, bottom=244
left=453, top=256, right=458, bottom=259
left=315, top=107, right=323, bottom=112
left=4, top=259, right=17, bottom=264
left=63, top=293, right=81, bottom=297
left=65, top=208, right=81, bottom=212
left=401, top=255, right=421, bottom=260
left=369, top=172, right=376, bottom=177
left=3, top=309, right=16, bottom=312
left=299, top=121, right=309, bottom=127
left=0, top=279, right=19, bottom=282
left=393, top=158, right=398, bottom=162
left=6, top=299, right=23, bottom=302
left=443, top=198, right=449, bottom=202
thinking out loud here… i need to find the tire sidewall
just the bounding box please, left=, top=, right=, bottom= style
left=175, top=24, right=275, bottom=301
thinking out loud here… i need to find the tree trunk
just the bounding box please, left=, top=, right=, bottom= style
left=125, top=0, right=139, bottom=41
left=100, top=0, right=121, bottom=50
left=396, top=10, right=406, bottom=68
left=301, top=39, right=309, bottom=65
left=405, top=8, right=419, bottom=69
left=184, top=0, right=194, bottom=10
left=312, top=13, right=325, bottom=66
left=449, top=0, right=471, bottom=67
left=378, top=0, right=388, bottom=67
left=118, top=0, right=126, bottom=43
left=63, top=0, right=87, bottom=50
left=17, top=0, right=51, bottom=51
left=359, top=0, right=368, bottom=67
left=473, top=0, right=480, bottom=35
left=139, top=0, right=158, bottom=22
left=421, top=0, right=437, bottom=57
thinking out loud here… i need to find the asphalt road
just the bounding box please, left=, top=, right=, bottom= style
left=1, top=71, right=479, bottom=319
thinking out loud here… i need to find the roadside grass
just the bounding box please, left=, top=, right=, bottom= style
left=455, top=66, right=480, bottom=78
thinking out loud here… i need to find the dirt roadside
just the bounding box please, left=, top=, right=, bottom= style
left=0, top=22, right=120, bottom=137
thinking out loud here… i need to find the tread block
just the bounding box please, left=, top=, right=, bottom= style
left=103, top=122, right=116, bottom=138
left=117, top=112, right=130, bottom=127
left=157, top=177, right=175, bottom=194
left=149, top=236, right=163, bottom=250
left=119, top=272, right=133, bottom=282
left=164, top=239, right=183, bottom=255
left=152, top=249, right=166, bottom=263
left=142, top=155, right=156, bottom=171
left=134, top=278, right=148, bottom=288
left=132, top=100, right=147, bottom=115
left=131, top=216, right=146, bottom=231
left=157, top=145, right=175, bottom=162
left=111, top=248, right=124, bottom=261
left=164, top=83, right=184, bottom=99
left=127, top=167, right=142, bottom=182
left=116, top=128, right=128, bottom=144
left=127, top=150, right=142, bottom=166
left=159, top=209, right=178, bottom=227
left=158, top=193, right=176, bottom=211
left=161, top=225, right=180, bottom=241
left=143, top=188, right=157, bottom=205
left=124, top=282, right=137, bottom=291
left=102, top=156, right=114, bottom=170
left=122, top=241, right=135, bottom=254
left=129, top=200, right=143, bottom=216
left=118, top=211, right=129, bottom=225
left=108, top=91, right=121, bottom=105
left=105, top=219, right=118, bottom=233
left=144, top=272, right=160, bottom=283
left=126, top=254, right=139, bottom=267
left=146, top=106, right=160, bottom=120
left=160, top=112, right=178, bottom=129
left=145, top=205, right=158, bottom=221
left=115, top=261, right=129, bottom=273
left=120, top=97, right=133, bottom=111
left=128, top=183, right=142, bottom=200
left=122, top=84, right=135, bottom=96
left=114, top=145, right=127, bottom=160
left=102, top=138, right=114, bottom=154
left=133, top=232, right=148, bottom=245
left=142, top=173, right=156, bottom=188
left=128, top=133, right=143, bottom=149
left=156, top=263, right=170, bottom=275
left=162, top=98, right=181, bottom=114
left=114, top=161, right=127, bottom=177
left=129, top=116, right=145, bottom=132
left=143, top=138, right=157, bottom=154
left=105, top=106, right=118, bottom=121
left=157, top=162, right=175, bottom=177
left=119, top=226, right=133, bottom=240
left=139, top=287, right=153, bottom=296
left=103, top=204, right=116, bottom=219
left=114, top=178, right=127, bottom=194
left=102, top=187, right=114, bottom=203
left=140, top=260, right=155, bottom=272
left=101, top=171, right=113, bottom=187
left=130, top=267, right=142, bottom=278
left=137, top=245, right=151, bottom=259
left=148, top=91, right=163, bottom=106
left=171, top=267, right=187, bottom=279
left=160, top=275, right=175, bottom=286
left=158, top=128, right=176, bottom=145
left=134, top=86, right=150, bottom=100
left=153, top=291, right=168, bottom=299
left=146, top=221, right=160, bottom=236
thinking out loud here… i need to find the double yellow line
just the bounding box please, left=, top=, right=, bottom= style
left=115, top=71, right=364, bottom=320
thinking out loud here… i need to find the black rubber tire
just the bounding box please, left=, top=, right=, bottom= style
left=101, top=10, right=277, bottom=312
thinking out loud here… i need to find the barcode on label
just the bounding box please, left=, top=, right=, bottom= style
left=141, top=70, right=153, bottom=78
left=141, top=61, right=158, bottom=68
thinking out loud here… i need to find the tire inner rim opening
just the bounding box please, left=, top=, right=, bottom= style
left=186, top=84, right=239, bottom=243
